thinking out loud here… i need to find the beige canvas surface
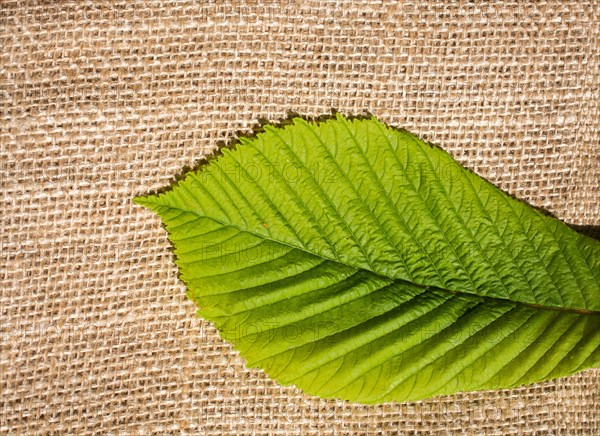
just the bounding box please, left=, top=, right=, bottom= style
left=1, top=1, right=599, bottom=434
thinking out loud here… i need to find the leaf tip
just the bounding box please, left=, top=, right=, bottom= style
left=132, top=194, right=158, bottom=208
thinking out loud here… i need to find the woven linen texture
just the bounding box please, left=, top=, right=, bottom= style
left=1, top=1, right=599, bottom=434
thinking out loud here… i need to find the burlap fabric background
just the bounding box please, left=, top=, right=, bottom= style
left=1, top=1, right=599, bottom=434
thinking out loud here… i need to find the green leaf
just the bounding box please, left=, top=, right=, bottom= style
left=135, top=114, right=600, bottom=404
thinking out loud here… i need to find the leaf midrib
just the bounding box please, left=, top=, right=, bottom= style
left=138, top=198, right=599, bottom=316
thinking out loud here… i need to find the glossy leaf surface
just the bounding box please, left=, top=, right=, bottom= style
left=135, top=115, right=599, bottom=403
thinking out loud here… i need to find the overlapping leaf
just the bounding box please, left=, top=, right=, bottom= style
left=135, top=114, right=600, bottom=403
